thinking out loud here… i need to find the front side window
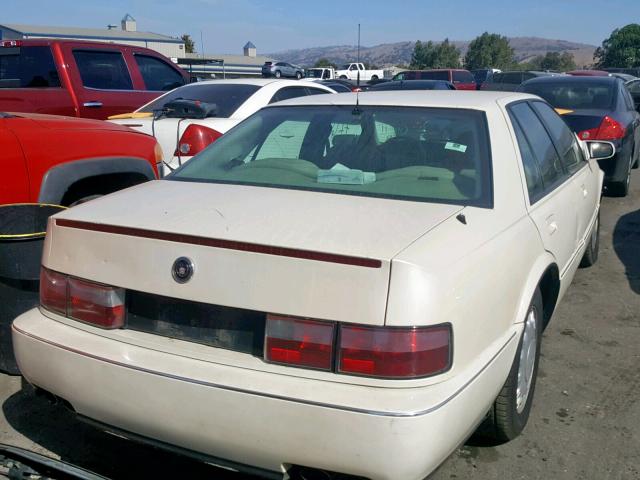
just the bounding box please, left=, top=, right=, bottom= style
left=509, top=102, right=565, bottom=191
left=531, top=101, right=582, bottom=175
left=73, top=50, right=133, bottom=90
left=421, top=71, right=450, bottom=81
left=628, top=80, right=640, bottom=94
left=134, top=54, right=185, bottom=91
left=0, top=46, right=60, bottom=88
left=170, top=105, right=493, bottom=207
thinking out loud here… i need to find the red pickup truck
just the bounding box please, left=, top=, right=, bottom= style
left=1, top=111, right=160, bottom=206
left=0, top=39, right=189, bottom=119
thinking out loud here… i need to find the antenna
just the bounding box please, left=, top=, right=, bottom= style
left=200, top=30, right=204, bottom=59
left=357, top=23, right=361, bottom=88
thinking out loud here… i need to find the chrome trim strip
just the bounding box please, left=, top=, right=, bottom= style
left=13, top=324, right=517, bottom=418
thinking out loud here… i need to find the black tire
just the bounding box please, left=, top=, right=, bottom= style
left=295, top=71, right=302, bottom=80
left=274, top=70, right=282, bottom=79
left=339, top=75, right=348, bottom=79
left=607, top=155, right=632, bottom=197
left=371, top=75, right=379, bottom=81
left=473, top=288, right=543, bottom=443
left=580, top=210, right=600, bottom=268
left=68, top=194, right=102, bottom=207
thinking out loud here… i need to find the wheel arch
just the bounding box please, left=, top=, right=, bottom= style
left=38, top=157, right=156, bottom=206
left=514, top=253, right=560, bottom=331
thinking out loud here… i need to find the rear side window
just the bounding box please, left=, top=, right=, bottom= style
left=421, top=71, right=450, bottom=81
left=502, top=73, right=522, bottom=84
left=73, top=50, right=133, bottom=90
left=509, top=102, right=565, bottom=190
left=134, top=54, right=185, bottom=91
left=531, top=102, right=582, bottom=175
left=453, top=71, right=475, bottom=83
left=270, top=86, right=310, bottom=103
left=491, top=73, right=503, bottom=83
left=511, top=117, right=545, bottom=202
left=0, top=46, right=60, bottom=88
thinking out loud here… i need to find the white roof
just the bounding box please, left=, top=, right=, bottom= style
left=188, top=78, right=327, bottom=88
left=270, top=91, right=540, bottom=109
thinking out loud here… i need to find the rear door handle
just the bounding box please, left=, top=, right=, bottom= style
left=581, top=184, right=588, bottom=198
left=83, top=101, right=103, bottom=108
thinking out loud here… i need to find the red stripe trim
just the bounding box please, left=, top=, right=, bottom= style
left=55, top=219, right=382, bottom=269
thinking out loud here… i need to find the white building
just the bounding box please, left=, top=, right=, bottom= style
left=0, top=15, right=185, bottom=59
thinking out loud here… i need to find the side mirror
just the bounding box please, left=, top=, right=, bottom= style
left=586, top=141, right=616, bottom=160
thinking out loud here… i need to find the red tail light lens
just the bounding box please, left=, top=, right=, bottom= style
left=40, top=267, right=125, bottom=329
left=68, top=277, right=125, bottom=328
left=579, top=115, right=625, bottom=141
left=40, top=267, right=68, bottom=315
left=1, top=40, right=22, bottom=47
left=175, top=124, right=222, bottom=156
left=265, top=315, right=335, bottom=371
left=338, top=324, right=452, bottom=379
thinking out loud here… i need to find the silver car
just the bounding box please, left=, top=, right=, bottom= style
left=262, top=61, right=303, bottom=79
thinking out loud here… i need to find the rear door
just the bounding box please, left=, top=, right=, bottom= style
left=531, top=100, right=599, bottom=248
left=0, top=44, right=75, bottom=116
left=62, top=45, right=145, bottom=119
left=508, top=101, right=579, bottom=277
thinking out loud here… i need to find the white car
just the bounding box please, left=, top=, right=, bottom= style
left=110, top=79, right=335, bottom=175
left=14, top=92, right=609, bottom=480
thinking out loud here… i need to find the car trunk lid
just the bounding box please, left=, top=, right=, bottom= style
left=46, top=180, right=463, bottom=327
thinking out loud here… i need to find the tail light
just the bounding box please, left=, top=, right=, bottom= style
left=264, top=314, right=452, bottom=379
left=1, top=40, right=22, bottom=47
left=153, top=142, right=164, bottom=174
left=175, top=124, right=222, bottom=156
left=338, top=324, right=452, bottom=378
left=40, top=267, right=125, bottom=329
left=578, top=116, right=626, bottom=141
left=265, top=315, right=335, bottom=371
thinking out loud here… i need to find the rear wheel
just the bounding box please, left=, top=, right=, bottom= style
left=295, top=71, right=302, bottom=80
left=580, top=210, right=600, bottom=268
left=607, top=156, right=632, bottom=197
left=371, top=75, right=379, bottom=81
left=339, top=75, right=347, bottom=79
left=275, top=70, right=282, bottom=78
left=474, top=288, right=542, bottom=443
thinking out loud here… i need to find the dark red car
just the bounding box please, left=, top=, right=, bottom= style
left=1, top=111, right=161, bottom=205
left=392, top=69, right=477, bottom=90
left=0, top=39, right=189, bottom=119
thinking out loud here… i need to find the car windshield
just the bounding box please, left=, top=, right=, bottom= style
left=523, top=82, right=615, bottom=110
left=139, top=84, right=261, bottom=117
left=170, top=105, right=492, bottom=207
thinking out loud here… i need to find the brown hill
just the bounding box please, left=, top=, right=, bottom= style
left=271, top=37, right=597, bottom=68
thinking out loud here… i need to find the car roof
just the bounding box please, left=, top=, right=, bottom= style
left=180, top=79, right=317, bottom=87
left=522, top=75, right=620, bottom=86
left=266, top=90, right=537, bottom=109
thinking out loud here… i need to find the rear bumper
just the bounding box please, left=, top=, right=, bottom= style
left=13, top=309, right=520, bottom=480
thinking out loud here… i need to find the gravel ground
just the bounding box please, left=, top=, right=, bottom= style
left=1, top=170, right=639, bottom=480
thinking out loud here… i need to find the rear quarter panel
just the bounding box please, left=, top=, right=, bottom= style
left=0, top=120, right=30, bottom=203
left=387, top=101, right=549, bottom=380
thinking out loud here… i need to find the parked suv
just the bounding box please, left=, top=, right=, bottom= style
left=0, top=39, right=188, bottom=119
left=392, top=69, right=476, bottom=90
left=481, top=71, right=556, bottom=91
left=262, top=61, right=304, bottom=79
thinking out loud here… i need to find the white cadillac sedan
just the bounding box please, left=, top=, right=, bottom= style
left=14, top=92, right=609, bottom=480
left=109, top=79, right=335, bottom=175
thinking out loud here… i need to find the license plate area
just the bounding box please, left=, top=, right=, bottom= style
left=126, top=290, right=266, bottom=356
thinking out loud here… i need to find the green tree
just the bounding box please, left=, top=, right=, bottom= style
left=314, top=58, right=336, bottom=68
left=410, top=39, right=461, bottom=69
left=527, top=52, right=576, bottom=71
left=464, top=32, right=514, bottom=70
left=595, top=24, right=640, bottom=67
left=181, top=34, right=196, bottom=54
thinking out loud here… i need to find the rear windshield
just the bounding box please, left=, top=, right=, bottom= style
left=139, top=83, right=261, bottom=117
left=170, top=105, right=492, bottom=207
left=420, top=71, right=450, bottom=81
left=522, top=82, right=615, bottom=110
left=0, top=46, right=60, bottom=88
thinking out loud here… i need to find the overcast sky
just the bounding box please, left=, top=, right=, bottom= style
left=4, top=0, right=639, bottom=55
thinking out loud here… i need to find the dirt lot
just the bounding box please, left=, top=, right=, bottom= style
left=1, top=171, right=639, bottom=480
